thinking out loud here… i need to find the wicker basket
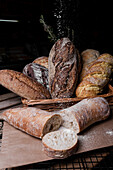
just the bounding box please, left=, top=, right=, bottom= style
left=22, top=84, right=113, bottom=111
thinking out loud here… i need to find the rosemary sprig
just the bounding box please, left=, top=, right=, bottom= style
left=39, top=15, right=57, bottom=43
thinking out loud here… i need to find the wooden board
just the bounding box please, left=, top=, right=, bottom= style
left=0, top=93, right=21, bottom=112
left=0, top=107, right=113, bottom=169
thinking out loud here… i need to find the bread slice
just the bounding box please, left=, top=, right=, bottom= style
left=42, top=128, right=78, bottom=159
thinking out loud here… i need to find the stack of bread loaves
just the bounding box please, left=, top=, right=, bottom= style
left=0, top=37, right=112, bottom=159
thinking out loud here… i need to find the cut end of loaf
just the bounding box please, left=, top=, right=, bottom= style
left=57, top=110, right=80, bottom=133
left=42, top=128, right=78, bottom=159
left=42, top=115, right=62, bottom=137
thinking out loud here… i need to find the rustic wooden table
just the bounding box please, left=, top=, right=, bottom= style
left=0, top=93, right=113, bottom=169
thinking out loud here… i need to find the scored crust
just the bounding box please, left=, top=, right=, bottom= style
left=0, top=69, right=51, bottom=100
left=77, top=53, right=113, bottom=97
left=76, top=81, right=102, bottom=97
left=48, top=37, right=78, bottom=98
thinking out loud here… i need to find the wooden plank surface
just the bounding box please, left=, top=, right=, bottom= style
left=0, top=93, right=21, bottom=112
left=0, top=93, right=18, bottom=102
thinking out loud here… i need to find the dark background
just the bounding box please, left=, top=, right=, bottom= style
left=0, top=0, right=113, bottom=93
left=0, top=0, right=113, bottom=61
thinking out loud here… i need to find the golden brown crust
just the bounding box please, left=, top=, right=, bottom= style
left=80, top=49, right=100, bottom=81
left=97, top=53, right=113, bottom=65
left=85, top=62, right=112, bottom=77
left=33, top=56, right=48, bottom=68
left=76, top=81, right=102, bottom=97
left=0, top=69, right=51, bottom=100
left=76, top=53, right=113, bottom=97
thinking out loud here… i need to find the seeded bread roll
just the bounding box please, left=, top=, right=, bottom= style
left=80, top=49, right=100, bottom=81
left=48, top=37, right=78, bottom=98
left=23, top=63, right=49, bottom=90
left=57, top=97, right=110, bottom=134
left=33, top=56, right=48, bottom=68
left=0, top=69, right=51, bottom=100
left=76, top=53, right=113, bottom=97
left=42, top=127, right=78, bottom=159
left=2, top=107, right=62, bottom=139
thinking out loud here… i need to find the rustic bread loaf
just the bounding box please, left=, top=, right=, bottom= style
left=0, top=69, right=51, bottom=100
left=48, top=37, right=78, bottom=98
left=2, top=107, right=62, bottom=139
left=76, top=53, right=113, bottom=97
left=57, top=97, right=110, bottom=134
left=23, top=63, right=49, bottom=90
left=33, top=56, right=48, bottom=68
left=80, top=49, right=100, bottom=81
left=81, top=49, right=100, bottom=65
left=42, top=127, right=78, bottom=159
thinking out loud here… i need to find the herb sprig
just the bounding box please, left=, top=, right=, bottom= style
left=40, top=15, right=57, bottom=43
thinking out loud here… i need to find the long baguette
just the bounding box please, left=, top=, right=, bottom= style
left=57, top=97, right=110, bottom=133
left=2, top=107, right=62, bottom=139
